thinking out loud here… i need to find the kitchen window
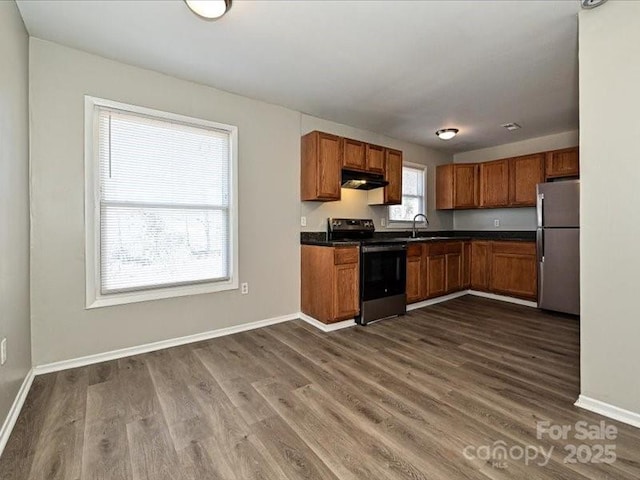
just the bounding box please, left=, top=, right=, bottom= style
left=84, top=97, right=238, bottom=308
left=388, top=163, right=426, bottom=222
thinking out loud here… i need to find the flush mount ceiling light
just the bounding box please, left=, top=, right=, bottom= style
left=501, top=122, right=522, bottom=131
left=435, top=128, right=459, bottom=140
left=581, top=0, right=608, bottom=9
left=185, top=0, right=231, bottom=20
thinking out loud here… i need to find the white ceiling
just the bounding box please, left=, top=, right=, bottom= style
left=16, top=0, right=580, bottom=153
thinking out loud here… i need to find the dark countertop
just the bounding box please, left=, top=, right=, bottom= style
left=301, top=230, right=536, bottom=247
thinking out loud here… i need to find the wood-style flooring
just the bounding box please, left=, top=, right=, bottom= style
left=1, top=295, right=639, bottom=480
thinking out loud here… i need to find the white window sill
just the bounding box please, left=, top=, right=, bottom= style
left=86, top=278, right=238, bottom=309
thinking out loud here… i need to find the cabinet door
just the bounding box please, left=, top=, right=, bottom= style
left=489, top=242, right=537, bottom=300
left=509, top=154, right=544, bottom=206
left=471, top=241, right=490, bottom=290
left=454, top=164, right=479, bottom=208
left=316, top=132, right=342, bottom=199
left=463, top=242, right=472, bottom=288
left=446, top=252, right=462, bottom=293
left=436, top=164, right=454, bottom=210
left=480, top=159, right=509, bottom=207
left=384, top=149, right=403, bottom=205
left=545, top=147, right=579, bottom=179
left=342, top=138, right=366, bottom=171
left=366, top=144, right=385, bottom=174
left=333, top=263, right=360, bottom=320
left=406, top=255, right=423, bottom=304
left=426, top=255, right=446, bottom=298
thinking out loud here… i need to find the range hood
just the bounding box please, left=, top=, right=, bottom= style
left=341, top=169, right=389, bottom=190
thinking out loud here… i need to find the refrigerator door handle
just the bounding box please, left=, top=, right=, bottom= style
left=537, top=228, right=544, bottom=262
left=537, top=192, right=544, bottom=228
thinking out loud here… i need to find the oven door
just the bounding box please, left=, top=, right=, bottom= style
left=360, top=244, right=407, bottom=301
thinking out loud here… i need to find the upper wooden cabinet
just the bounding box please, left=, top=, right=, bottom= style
left=546, top=147, right=579, bottom=179
left=509, top=153, right=545, bottom=207
left=301, top=131, right=342, bottom=201
left=435, top=164, right=479, bottom=210
left=436, top=146, right=578, bottom=210
left=383, top=149, right=403, bottom=205
left=301, top=131, right=403, bottom=203
left=480, top=159, right=509, bottom=207
left=365, top=144, right=386, bottom=174
left=341, top=138, right=366, bottom=171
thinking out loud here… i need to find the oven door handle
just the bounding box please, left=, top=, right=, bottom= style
left=362, top=244, right=407, bottom=253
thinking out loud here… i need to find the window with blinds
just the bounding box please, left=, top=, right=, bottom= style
left=388, top=165, right=426, bottom=222
left=85, top=97, right=238, bottom=307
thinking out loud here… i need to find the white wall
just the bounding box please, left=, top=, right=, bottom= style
left=29, top=39, right=301, bottom=365
left=0, top=1, right=31, bottom=433
left=300, top=115, right=453, bottom=232
left=579, top=1, right=640, bottom=415
left=453, top=130, right=578, bottom=231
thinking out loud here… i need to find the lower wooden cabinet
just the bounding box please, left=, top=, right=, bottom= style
left=489, top=241, right=537, bottom=300
left=470, top=241, right=490, bottom=291
left=301, top=245, right=359, bottom=323
left=406, top=239, right=537, bottom=304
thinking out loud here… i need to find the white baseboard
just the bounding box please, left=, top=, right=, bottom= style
left=299, top=313, right=356, bottom=332
left=0, top=369, right=35, bottom=458
left=468, top=290, right=538, bottom=308
left=575, top=395, right=640, bottom=429
left=406, top=291, right=468, bottom=311
left=33, top=313, right=299, bottom=375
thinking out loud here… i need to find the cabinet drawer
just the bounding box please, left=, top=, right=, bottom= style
left=334, top=247, right=359, bottom=265
left=426, top=242, right=447, bottom=256
left=407, top=243, right=423, bottom=257
left=491, top=241, right=535, bottom=256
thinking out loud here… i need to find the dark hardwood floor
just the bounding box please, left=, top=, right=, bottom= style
left=2, top=295, right=639, bottom=479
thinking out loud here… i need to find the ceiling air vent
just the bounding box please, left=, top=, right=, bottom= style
left=501, top=122, right=521, bottom=131
left=581, top=0, right=608, bottom=9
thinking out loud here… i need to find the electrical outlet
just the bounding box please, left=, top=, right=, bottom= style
left=300, top=216, right=307, bottom=227
left=1, top=338, right=6, bottom=366
left=381, top=218, right=386, bottom=227
left=241, top=283, right=249, bottom=295
left=494, top=219, right=500, bottom=227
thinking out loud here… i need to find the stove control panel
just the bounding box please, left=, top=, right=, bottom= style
left=328, top=218, right=375, bottom=232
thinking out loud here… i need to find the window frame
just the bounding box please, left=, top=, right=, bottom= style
left=387, top=161, right=428, bottom=226
left=84, top=96, right=239, bottom=309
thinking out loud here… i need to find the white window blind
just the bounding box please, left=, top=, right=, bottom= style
left=389, top=165, right=426, bottom=222
left=96, top=107, right=232, bottom=294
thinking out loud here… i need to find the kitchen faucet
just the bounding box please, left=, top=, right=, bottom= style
left=412, top=213, right=430, bottom=238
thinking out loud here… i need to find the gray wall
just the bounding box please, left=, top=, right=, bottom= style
left=0, top=1, right=31, bottom=434
left=453, top=130, right=578, bottom=231
left=29, top=39, right=302, bottom=365
left=300, top=115, right=453, bottom=232
left=579, top=1, right=640, bottom=415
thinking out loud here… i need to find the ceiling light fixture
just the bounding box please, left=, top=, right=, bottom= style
left=501, top=122, right=522, bottom=131
left=185, top=0, right=231, bottom=20
left=435, top=128, right=459, bottom=140
left=581, top=0, right=608, bottom=9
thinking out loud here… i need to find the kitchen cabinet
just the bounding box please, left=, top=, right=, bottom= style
left=406, top=243, right=424, bottom=303
left=342, top=138, right=367, bottom=171
left=480, top=159, right=510, bottom=207
left=383, top=149, right=403, bottom=205
left=545, top=147, right=579, bottom=179
left=470, top=241, right=490, bottom=291
left=301, top=245, right=359, bottom=323
left=435, top=164, right=479, bottom=209
left=301, top=131, right=342, bottom=201
left=489, top=241, right=537, bottom=300
left=365, top=144, right=386, bottom=174
left=509, top=154, right=544, bottom=207
left=426, top=250, right=447, bottom=298
left=463, top=241, right=472, bottom=288
left=445, top=243, right=463, bottom=292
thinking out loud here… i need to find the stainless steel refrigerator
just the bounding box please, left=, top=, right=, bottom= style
left=536, top=180, right=580, bottom=315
